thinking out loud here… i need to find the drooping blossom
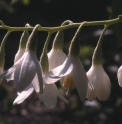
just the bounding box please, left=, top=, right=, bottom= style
left=47, top=31, right=67, bottom=70
left=86, top=26, right=111, bottom=101
left=14, top=33, right=73, bottom=109
left=48, top=20, right=73, bottom=70
left=0, top=25, right=43, bottom=93
left=86, top=65, right=111, bottom=101
left=46, top=22, right=91, bottom=101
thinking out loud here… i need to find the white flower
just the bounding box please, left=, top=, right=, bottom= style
left=117, top=66, right=122, bottom=87
left=13, top=51, right=72, bottom=109
left=13, top=54, right=73, bottom=108
left=86, top=65, right=111, bottom=101
left=13, top=63, right=72, bottom=109
left=0, top=51, right=43, bottom=93
left=47, top=48, right=66, bottom=70
left=38, top=83, right=69, bottom=109
left=45, top=55, right=89, bottom=101
left=14, top=48, right=25, bottom=63
left=13, top=26, right=73, bottom=109
left=0, top=25, right=43, bottom=93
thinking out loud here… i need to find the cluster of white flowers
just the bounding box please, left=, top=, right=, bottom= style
left=0, top=22, right=119, bottom=109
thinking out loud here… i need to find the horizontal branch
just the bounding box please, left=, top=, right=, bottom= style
left=0, top=15, right=122, bottom=33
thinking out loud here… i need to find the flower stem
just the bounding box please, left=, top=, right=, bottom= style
left=69, top=21, right=86, bottom=57
left=53, top=20, right=73, bottom=49
left=42, top=32, right=52, bottom=54
left=0, top=15, right=122, bottom=33
left=92, top=25, right=108, bottom=65
left=1, top=31, right=11, bottom=53
left=40, top=32, right=52, bottom=73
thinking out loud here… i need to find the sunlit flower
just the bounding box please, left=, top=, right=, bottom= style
left=46, top=22, right=90, bottom=101
left=48, top=48, right=66, bottom=70
left=0, top=25, right=43, bottom=93
left=6, top=29, right=29, bottom=81
left=13, top=33, right=72, bottom=109
left=14, top=48, right=25, bottom=63
left=45, top=55, right=89, bottom=101
left=86, top=65, right=111, bottom=101
left=86, top=26, right=111, bottom=101
left=47, top=31, right=66, bottom=70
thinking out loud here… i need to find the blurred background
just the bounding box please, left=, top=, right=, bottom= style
left=0, top=0, right=122, bottom=124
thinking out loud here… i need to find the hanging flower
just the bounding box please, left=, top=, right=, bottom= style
left=86, top=26, right=111, bottom=101
left=0, top=25, right=43, bottom=93
left=86, top=65, right=111, bottom=101
left=45, top=22, right=91, bottom=101
left=48, top=31, right=66, bottom=71
left=14, top=33, right=72, bottom=109
left=48, top=20, right=73, bottom=70
left=48, top=48, right=66, bottom=70
left=6, top=26, right=29, bottom=81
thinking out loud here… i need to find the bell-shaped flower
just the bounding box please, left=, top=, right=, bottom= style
left=6, top=26, right=29, bottom=81
left=86, top=65, right=111, bottom=101
left=45, top=55, right=89, bottom=101
left=13, top=33, right=72, bottom=109
left=47, top=31, right=66, bottom=70
left=0, top=25, right=43, bottom=93
left=48, top=20, right=73, bottom=70
left=86, top=26, right=111, bottom=101
left=45, top=22, right=91, bottom=101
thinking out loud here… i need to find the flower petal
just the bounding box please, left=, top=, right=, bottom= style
left=13, top=83, right=34, bottom=105
left=87, top=65, right=111, bottom=101
left=47, top=48, right=66, bottom=71
left=35, top=62, right=43, bottom=93
left=86, top=66, right=98, bottom=101
left=96, top=69, right=111, bottom=101
left=71, top=57, right=88, bottom=101
left=38, top=83, right=57, bottom=109
left=44, top=57, right=73, bottom=84
left=0, top=55, right=24, bottom=80
left=14, top=48, right=25, bottom=63
left=32, top=72, right=43, bottom=93
left=14, top=52, right=37, bottom=91
left=117, top=66, right=122, bottom=87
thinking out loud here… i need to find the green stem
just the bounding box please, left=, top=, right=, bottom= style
left=0, top=15, right=122, bottom=33
left=92, top=25, right=108, bottom=65
left=69, top=21, right=86, bottom=56
left=40, top=32, right=52, bottom=73
left=1, top=31, right=11, bottom=53
left=53, top=20, right=73, bottom=49
left=42, top=32, right=52, bottom=54
left=61, top=20, right=73, bottom=26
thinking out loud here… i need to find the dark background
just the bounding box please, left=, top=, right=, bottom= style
left=0, top=0, right=122, bottom=124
